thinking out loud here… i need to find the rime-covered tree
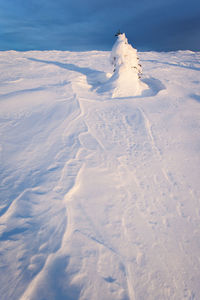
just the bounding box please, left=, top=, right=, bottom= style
left=110, top=32, right=142, bottom=78
left=98, top=32, right=147, bottom=97
left=103, top=32, right=147, bottom=97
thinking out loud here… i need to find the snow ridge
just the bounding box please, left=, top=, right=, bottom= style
left=0, top=49, right=200, bottom=300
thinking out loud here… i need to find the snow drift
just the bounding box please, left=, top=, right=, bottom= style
left=0, top=49, right=200, bottom=300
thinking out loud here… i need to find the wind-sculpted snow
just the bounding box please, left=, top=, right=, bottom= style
left=0, top=50, right=200, bottom=300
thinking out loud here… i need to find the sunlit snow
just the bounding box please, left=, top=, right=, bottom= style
left=0, top=47, right=200, bottom=300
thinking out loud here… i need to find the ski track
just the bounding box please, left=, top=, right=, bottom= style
left=0, top=50, right=200, bottom=300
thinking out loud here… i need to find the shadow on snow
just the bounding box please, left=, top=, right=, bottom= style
left=27, top=57, right=166, bottom=100
left=28, top=57, right=108, bottom=91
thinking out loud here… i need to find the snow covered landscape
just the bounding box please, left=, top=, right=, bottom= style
left=0, top=39, right=200, bottom=299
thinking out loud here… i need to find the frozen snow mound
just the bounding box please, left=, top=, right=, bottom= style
left=104, top=33, right=147, bottom=98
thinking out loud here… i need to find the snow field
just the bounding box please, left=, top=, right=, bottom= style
left=0, top=49, right=200, bottom=300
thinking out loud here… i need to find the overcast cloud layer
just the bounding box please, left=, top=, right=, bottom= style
left=0, top=0, right=199, bottom=51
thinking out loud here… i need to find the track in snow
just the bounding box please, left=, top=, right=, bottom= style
left=0, top=50, right=200, bottom=300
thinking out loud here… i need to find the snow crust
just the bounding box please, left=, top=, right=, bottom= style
left=0, top=49, right=200, bottom=300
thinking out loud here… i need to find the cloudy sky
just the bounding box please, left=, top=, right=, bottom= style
left=0, top=0, right=199, bottom=51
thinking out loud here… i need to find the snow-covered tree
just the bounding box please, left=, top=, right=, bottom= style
left=107, top=32, right=147, bottom=97
left=110, top=32, right=142, bottom=78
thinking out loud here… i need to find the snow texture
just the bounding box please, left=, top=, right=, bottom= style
left=0, top=49, right=200, bottom=300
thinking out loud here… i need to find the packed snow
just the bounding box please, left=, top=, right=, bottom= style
left=0, top=45, right=200, bottom=300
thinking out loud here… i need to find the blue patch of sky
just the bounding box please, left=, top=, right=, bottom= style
left=0, top=0, right=199, bottom=51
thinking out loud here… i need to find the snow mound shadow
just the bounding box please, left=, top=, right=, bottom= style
left=96, top=75, right=166, bottom=99
left=27, top=57, right=107, bottom=91
left=27, top=58, right=165, bottom=99
left=141, top=76, right=166, bottom=97
left=190, top=94, right=200, bottom=103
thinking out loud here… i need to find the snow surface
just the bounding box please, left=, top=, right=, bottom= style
left=0, top=49, right=200, bottom=300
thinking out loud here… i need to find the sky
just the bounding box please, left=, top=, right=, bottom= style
left=0, top=0, right=200, bottom=52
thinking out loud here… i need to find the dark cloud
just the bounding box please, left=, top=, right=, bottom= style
left=0, top=0, right=199, bottom=51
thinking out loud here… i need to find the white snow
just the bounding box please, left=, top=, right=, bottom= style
left=99, top=33, right=147, bottom=98
left=0, top=49, right=200, bottom=300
